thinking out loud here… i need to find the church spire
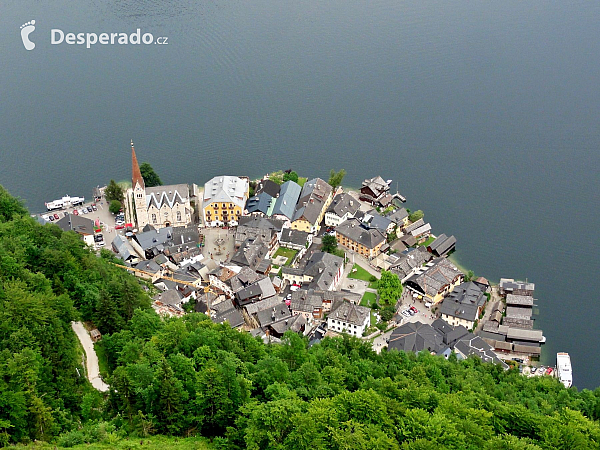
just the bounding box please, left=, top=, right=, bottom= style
left=131, top=140, right=145, bottom=190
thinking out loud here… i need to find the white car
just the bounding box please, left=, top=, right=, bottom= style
left=402, top=310, right=411, bottom=318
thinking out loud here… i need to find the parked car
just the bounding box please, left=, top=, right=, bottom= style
left=54, top=213, right=59, bottom=219
left=401, top=310, right=411, bottom=318
left=73, top=209, right=78, bottom=215
left=531, top=367, right=537, bottom=374
left=87, top=206, right=93, bottom=213
left=408, top=309, right=415, bottom=316
left=115, top=224, right=125, bottom=230
left=92, top=204, right=97, bottom=211
left=48, top=215, right=54, bottom=221
left=545, top=367, right=553, bottom=375
left=513, top=358, right=524, bottom=363
left=410, top=306, right=418, bottom=313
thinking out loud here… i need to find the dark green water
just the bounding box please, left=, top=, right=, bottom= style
left=1, top=1, right=599, bottom=388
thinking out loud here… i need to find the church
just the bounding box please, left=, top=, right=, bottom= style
left=125, top=141, right=195, bottom=230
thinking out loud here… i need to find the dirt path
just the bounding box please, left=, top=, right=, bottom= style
left=71, top=321, right=109, bottom=392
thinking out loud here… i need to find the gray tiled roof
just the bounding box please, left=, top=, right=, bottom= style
left=230, top=235, right=270, bottom=270
left=388, top=321, right=443, bottom=353
left=385, top=208, right=409, bottom=224
left=361, top=210, right=393, bottom=234
left=454, top=335, right=508, bottom=368
left=438, top=281, right=486, bottom=322
left=134, top=227, right=173, bottom=250
left=293, top=178, right=332, bottom=224
left=405, top=257, right=463, bottom=298
left=328, top=301, right=370, bottom=327
left=327, top=193, right=360, bottom=217
left=56, top=214, right=95, bottom=236
left=336, top=218, right=386, bottom=249
left=505, top=294, right=534, bottom=306
left=428, top=234, right=456, bottom=256
left=303, top=252, right=344, bottom=290
left=256, top=303, right=291, bottom=327
left=280, top=228, right=310, bottom=247
left=146, top=184, right=189, bottom=209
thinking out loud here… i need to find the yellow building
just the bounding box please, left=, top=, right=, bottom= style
left=335, top=218, right=386, bottom=260
left=290, top=178, right=333, bottom=233
left=202, top=176, right=249, bottom=226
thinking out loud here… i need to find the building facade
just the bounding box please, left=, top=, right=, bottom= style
left=125, top=142, right=193, bottom=230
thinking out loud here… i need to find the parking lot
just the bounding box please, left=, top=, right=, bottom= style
left=39, top=195, right=124, bottom=251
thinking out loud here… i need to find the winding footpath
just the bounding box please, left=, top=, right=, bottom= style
left=71, top=321, right=109, bottom=392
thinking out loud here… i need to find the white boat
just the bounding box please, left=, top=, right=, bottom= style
left=45, top=195, right=85, bottom=211
left=556, top=352, right=572, bottom=388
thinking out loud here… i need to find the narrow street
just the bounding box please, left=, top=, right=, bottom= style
left=71, top=321, right=109, bottom=392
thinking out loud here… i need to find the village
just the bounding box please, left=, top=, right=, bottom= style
left=36, top=142, right=569, bottom=387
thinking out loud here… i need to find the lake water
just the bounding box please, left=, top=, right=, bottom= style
left=1, top=1, right=599, bottom=388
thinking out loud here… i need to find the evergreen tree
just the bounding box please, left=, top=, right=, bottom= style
left=140, top=162, right=163, bottom=187
left=105, top=179, right=124, bottom=203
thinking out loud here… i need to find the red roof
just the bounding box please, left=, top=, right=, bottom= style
left=131, top=140, right=145, bottom=190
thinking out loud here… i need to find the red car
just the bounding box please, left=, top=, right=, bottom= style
left=73, top=209, right=79, bottom=215
left=410, top=306, right=418, bottom=313
left=54, top=213, right=59, bottom=220
left=545, top=367, right=553, bottom=375
left=115, top=224, right=125, bottom=230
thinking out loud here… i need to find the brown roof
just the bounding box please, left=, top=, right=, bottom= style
left=131, top=140, right=145, bottom=189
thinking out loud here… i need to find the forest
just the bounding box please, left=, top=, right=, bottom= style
left=0, top=185, right=599, bottom=449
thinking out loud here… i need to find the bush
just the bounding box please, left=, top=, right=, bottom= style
left=109, top=200, right=122, bottom=214
left=58, top=430, right=85, bottom=447
left=369, top=275, right=377, bottom=282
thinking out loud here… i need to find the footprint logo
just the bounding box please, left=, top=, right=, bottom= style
left=20, top=20, right=36, bottom=50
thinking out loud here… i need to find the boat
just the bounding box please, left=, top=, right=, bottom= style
left=45, top=195, right=85, bottom=211
left=556, top=352, right=572, bottom=388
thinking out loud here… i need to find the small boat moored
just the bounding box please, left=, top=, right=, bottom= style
left=556, top=352, right=572, bottom=388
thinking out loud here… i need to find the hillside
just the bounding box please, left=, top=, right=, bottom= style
left=0, top=185, right=599, bottom=449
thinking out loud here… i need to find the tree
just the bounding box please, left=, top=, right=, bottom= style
left=321, top=234, right=338, bottom=253
left=328, top=169, right=346, bottom=189
left=377, top=270, right=402, bottom=305
left=105, top=179, right=124, bottom=203
left=408, top=210, right=424, bottom=222
left=139, top=162, right=163, bottom=187
left=465, top=270, right=475, bottom=282
left=109, top=200, right=122, bottom=214
left=283, top=171, right=299, bottom=183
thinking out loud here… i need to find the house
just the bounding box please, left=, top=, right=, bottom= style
left=235, top=277, right=277, bottom=307
left=404, top=257, right=464, bottom=304
left=389, top=246, right=433, bottom=281
left=360, top=176, right=390, bottom=206
left=214, top=307, right=245, bottom=328
left=245, top=192, right=275, bottom=216
left=279, top=229, right=311, bottom=251
left=291, top=178, right=333, bottom=233
left=427, top=234, right=456, bottom=257
left=256, top=303, right=292, bottom=328
left=399, top=234, right=417, bottom=247
left=327, top=301, right=370, bottom=337
left=499, top=278, right=535, bottom=297
left=290, top=290, right=326, bottom=323
left=132, top=226, right=174, bottom=259
left=235, top=216, right=284, bottom=253
left=302, top=252, right=344, bottom=291
left=388, top=321, right=444, bottom=354
left=410, top=223, right=432, bottom=239
left=390, top=319, right=508, bottom=368
left=56, top=214, right=96, bottom=247
left=404, top=218, right=425, bottom=235
left=243, top=296, right=283, bottom=328
left=438, top=281, right=487, bottom=330
left=325, top=193, right=360, bottom=227
left=125, top=142, right=194, bottom=230
left=354, top=210, right=395, bottom=236
left=268, top=314, right=307, bottom=338
left=335, top=218, right=386, bottom=259
left=385, top=208, right=409, bottom=228
left=271, top=180, right=302, bottom=222
left=255, top=179, right=281, bottom=198
left=202, top=175, right=249, bottom=226
left=230, top=235, right=271, bottom=272
left=111, top=235, right=139, bottom=262
left=134, top=259, right=162, bottom=282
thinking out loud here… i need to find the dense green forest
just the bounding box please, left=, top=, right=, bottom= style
left=1, top=185, right=599, bottom=449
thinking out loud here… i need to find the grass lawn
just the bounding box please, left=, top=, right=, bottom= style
left=369, top=279, right=379, bottom=289
left=298, top=177, right=308, bottom=187
left=360, top=291, right=377, bottom=307
left=419, top=236, right=435, bottom=247
left=348, top=264, right=375, bottom=282
left=94, top=341, right=110, bottom=380
left=273, top=247, right=299, bottom=266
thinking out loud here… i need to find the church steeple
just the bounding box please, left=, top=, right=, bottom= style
left=131, top=140, right=145, bottom=189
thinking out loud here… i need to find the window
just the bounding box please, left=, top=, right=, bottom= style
left=176, top=211, right=181, bottom=221
left=152, top=214, right=157, bottom=223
